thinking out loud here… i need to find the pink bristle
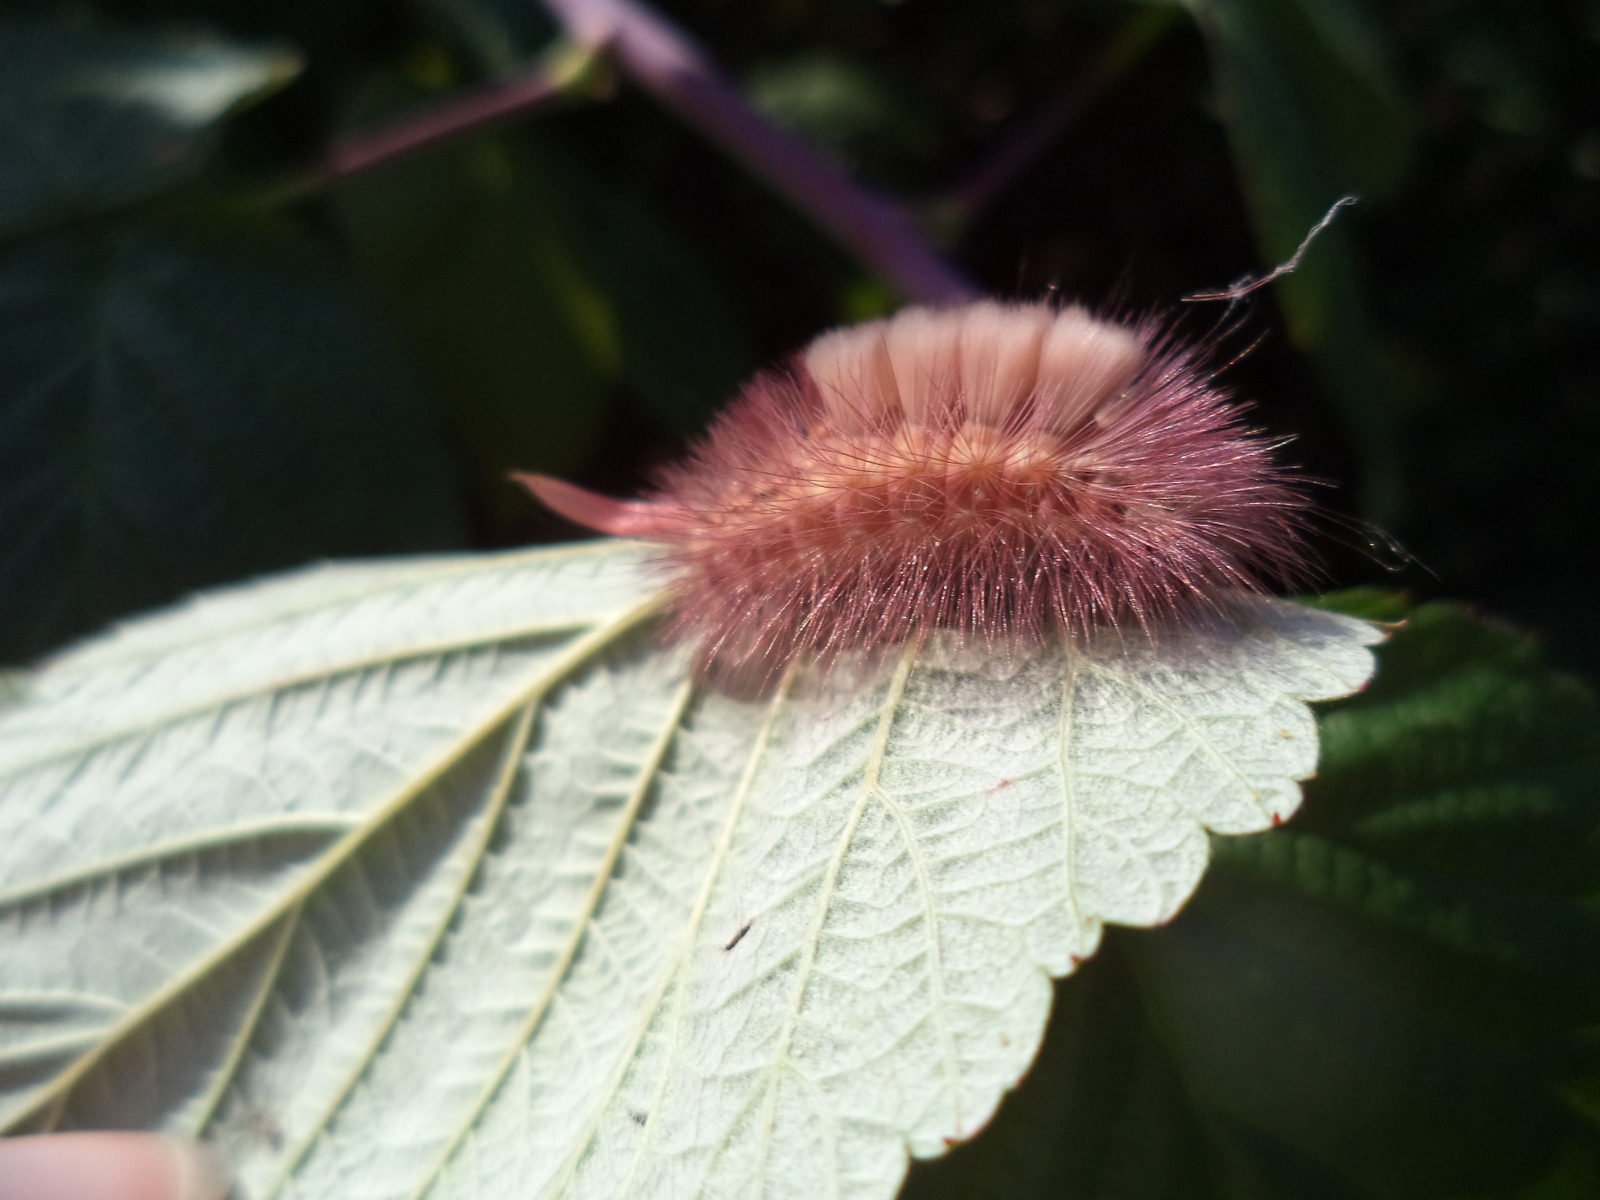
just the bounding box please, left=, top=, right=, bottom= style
left=512, top=473, right=678, bottom=538
left=519, top=301, right=1310, bottom=679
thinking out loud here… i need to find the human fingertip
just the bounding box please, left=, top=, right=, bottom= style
left=0, top=1132, right=233, bottom=1200
left=162, top=1137, right=233, bottom=1200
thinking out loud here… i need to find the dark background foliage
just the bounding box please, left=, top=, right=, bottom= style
left=3, top=0, right=1597, bottom=680
left=1, top=0, right=1597, bottom=1196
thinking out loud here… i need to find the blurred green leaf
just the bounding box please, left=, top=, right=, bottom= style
left=1185, top=0, right=1412, bottom=522
left=904, top=594, right=1600, bottom=1200
left=0, top=217, right=466, bottom=664
left=418, top=0, right=560, bottom=75
left=328, top=73, right=618, bottom=523
left=749, top=51, right=934, bottom=174
left=330, top=66, right=753, bottom=476
left=1438, top=16, right=1551, bottom=136
left=1256, top=0, right=1408, bottom=197
left=1299, top=584, right=1410, bottom=623
left=578, top=179, right=756, bottom=434
left=0, top=15, right=299, bottom=238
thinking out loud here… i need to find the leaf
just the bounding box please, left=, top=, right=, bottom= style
left=902, top=595, right=1600, bottom=1200
left=747, top=52, right=934, bottom=176
left=0, top=217, right=467, bottom=664
left=579, top=181, right=757, bottom=436
left=0, top=15, right=299, bottom=237
left=328, top=69, right=754, bottom=480
left=419, top=0, right=561, bottom=75
left=327, top=74, right=620, bottom=520
left=0, top=540, right=1377, bottom=1199
left=1184, top=0, right=1412, bottom=521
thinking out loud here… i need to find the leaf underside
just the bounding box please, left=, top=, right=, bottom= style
left=0, top=540, right=1378, bottom=1200
left=903, top=594, right=1600, bottom=1199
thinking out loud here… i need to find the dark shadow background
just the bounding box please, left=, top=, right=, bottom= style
left=5, top=0, right=1595, bottom=682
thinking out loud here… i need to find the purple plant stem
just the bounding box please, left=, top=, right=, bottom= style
left=541, top=0, right=978, bottom=306
left=321, top=54, right=588, bottom=180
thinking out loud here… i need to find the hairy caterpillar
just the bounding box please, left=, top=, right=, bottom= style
left=519, top=300, right=1307, bottom=678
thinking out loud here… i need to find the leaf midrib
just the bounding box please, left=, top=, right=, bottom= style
left=31, top=539, right=654, bottom=675
left=548, top=672, right=798, bottom=1198
left=0, top=812, right=357, bottom=911
left=407, top=676, right=698, bottom=1200
left=0, top=594, right=664, bottom=1136
left=257, top=699, right=542, bottom=1199
left=747, top=642, right=920, bottom=1191
left=0, top=614, right=604, bottom=780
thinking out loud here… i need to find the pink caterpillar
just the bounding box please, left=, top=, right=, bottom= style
left=519, top=300, right=1308, bottom=678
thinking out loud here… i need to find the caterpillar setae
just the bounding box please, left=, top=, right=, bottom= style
left=518, top=300, right=1308, bottom=680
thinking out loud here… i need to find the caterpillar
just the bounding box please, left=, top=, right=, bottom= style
left=519, top=300, right=1307, bottom=679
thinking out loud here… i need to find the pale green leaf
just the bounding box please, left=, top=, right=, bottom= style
left=0, top=540, right=1379, bottom=1199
